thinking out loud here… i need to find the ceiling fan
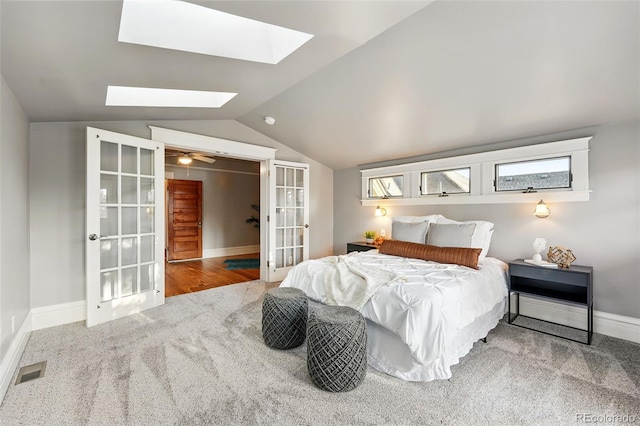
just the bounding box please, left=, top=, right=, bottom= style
left=165, top=151, right=216, bottom=165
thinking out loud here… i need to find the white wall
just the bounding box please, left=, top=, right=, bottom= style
left=29, top=120, right=333, bottom=309
left=0, top=76, right=30, bottom=361
left=333, top=121, right=640, bottom=320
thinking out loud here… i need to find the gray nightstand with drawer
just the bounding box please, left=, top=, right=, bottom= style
left=508, top=259, right=593, bottom=345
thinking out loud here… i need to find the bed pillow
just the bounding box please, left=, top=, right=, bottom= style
left=391, top=215, right=444, bottom=224
left=379, top=239, right=481, bottom=269
left=391, top=220, right=430, bottom=244
left=434, top=217, right=494, bottom=260
left=391, top=215, right=443, bottom=244
left=426, top=223, right=477, bottom=248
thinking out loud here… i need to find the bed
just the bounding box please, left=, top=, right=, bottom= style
left=279, top=215, right=509, bottom=382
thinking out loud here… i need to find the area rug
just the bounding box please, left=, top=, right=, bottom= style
left=1, top=280, right=638, bottom=425
left=223, top=258, right=260, bottom=270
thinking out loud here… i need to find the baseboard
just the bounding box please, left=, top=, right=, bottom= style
left=591, top=311, right=640, bottom=344
left=31, top=300, right=86, bottom=331
left=518, top=296, right=640, bottom=344
left=202, top=245, right=260, bottom=259
left=0, top=311, right=32, bottom=403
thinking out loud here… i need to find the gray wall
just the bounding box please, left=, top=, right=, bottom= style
left=0, top=76, right=30, bottom=361
left=29, top=120, right=333, bottom=309
left=166, top=162, right=260, bottom=251
left=333, top=121, right=640, bottom=319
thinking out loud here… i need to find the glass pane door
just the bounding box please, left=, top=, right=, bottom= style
left=268, top=160, right=309, bottom=282
left=99, top=141, right=157, bottom=302
left=86, top=127, right=164, bottom=327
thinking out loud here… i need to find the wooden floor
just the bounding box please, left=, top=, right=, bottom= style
left=165, top=253, right=260, bottom=297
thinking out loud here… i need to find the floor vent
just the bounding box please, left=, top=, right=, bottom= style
left=15, top=361, right=47, bottom=385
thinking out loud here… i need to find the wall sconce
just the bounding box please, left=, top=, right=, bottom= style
left=375, top=206, right=387, bottom=217
left=533, top=199, right=550, bottom=218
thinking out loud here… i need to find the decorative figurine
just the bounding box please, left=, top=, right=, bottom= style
left=548, top=246, right=576, bottom=268
left=532, top=238, right=547, bottom=262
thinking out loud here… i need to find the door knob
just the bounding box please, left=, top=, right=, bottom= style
left=305, top=224, right=310, bottom=228
left=88, top=234, right=98, bottom=241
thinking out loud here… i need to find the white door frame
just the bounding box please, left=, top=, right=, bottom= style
left=149, top=126, right=278, bottom=281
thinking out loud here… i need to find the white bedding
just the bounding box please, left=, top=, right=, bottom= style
left=280, top=250, right=508, bottom=381
left=313, top=254, right=403, bottom=311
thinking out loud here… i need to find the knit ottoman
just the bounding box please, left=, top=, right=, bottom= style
left=307, top=306, right=367, bottom=392
left=262, top=287, right=308, bottom=349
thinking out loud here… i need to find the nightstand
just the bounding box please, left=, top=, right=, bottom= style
left=508, top=259, right=593, bottom=345
left=347, top=241, right=378, bottom=253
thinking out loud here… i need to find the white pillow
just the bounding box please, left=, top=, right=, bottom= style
left=392, top=214, right=444, bottom=224
left=391, top=220, right=430, bottom=244
left=427, top=223, right=476, bottom=248
left=434, top=217, right=494, bottom=260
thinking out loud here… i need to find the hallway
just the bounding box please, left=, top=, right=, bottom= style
left=165, top=253, right=260, bottom=297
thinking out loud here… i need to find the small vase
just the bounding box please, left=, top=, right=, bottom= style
left=365, top=238, right=374, bottom=244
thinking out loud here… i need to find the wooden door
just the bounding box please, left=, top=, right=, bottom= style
left=167, top=179, right=202, bottom=261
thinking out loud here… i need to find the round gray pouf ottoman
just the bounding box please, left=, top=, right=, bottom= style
left=307, top=306, right=367, bottom=392
left=262, top=287, right=308, bottom=349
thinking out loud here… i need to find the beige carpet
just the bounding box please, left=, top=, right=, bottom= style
left=1, top=280, right=639, bottom=425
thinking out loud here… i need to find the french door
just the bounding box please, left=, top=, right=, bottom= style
left=267, top=160, right=309, bottom=282
left=86, top=127, right=165, bottom=327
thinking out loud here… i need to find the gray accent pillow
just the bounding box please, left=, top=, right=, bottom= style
left=426, top=223, right=477, bottom=248
left=435, top=218, right=494, bottom=259
left=391, top=220, right=430, bottom=244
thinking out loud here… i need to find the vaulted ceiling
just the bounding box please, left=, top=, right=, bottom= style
left=2, top=1, right=638, bottom=170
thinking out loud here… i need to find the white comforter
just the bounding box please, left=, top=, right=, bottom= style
left=313, top=254, right=403, bottom=311
left=280, top=250, right=508, bottom=373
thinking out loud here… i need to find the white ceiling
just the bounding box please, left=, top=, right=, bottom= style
left=2, top=1, right=638, bottom=170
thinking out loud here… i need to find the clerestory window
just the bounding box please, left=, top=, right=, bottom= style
left=495, top=156, right=571, bottom=192
left=368, top=175, right=403, bottom=198
left=420, top=168, right=470, bottom=196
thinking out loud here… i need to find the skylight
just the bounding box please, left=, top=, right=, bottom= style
left=105, top=86, right=237, bottom=108
left=118, top=0, right=314, bottom=64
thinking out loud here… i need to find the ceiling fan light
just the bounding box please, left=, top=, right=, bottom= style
left=178, top=156, right=193, bottom=165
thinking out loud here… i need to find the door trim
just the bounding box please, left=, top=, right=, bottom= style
left=150, top=126, right=277, bottom=281
left=149, top=126, right=276, bottom=161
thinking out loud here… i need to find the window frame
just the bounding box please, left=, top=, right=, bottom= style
left=360, top=137, right=591, bottom=206
left=494, top=155, right=572, bottom=193
left=419, top=167, right=471, bottom=196
left=367, top=174, right=404, bottom=199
